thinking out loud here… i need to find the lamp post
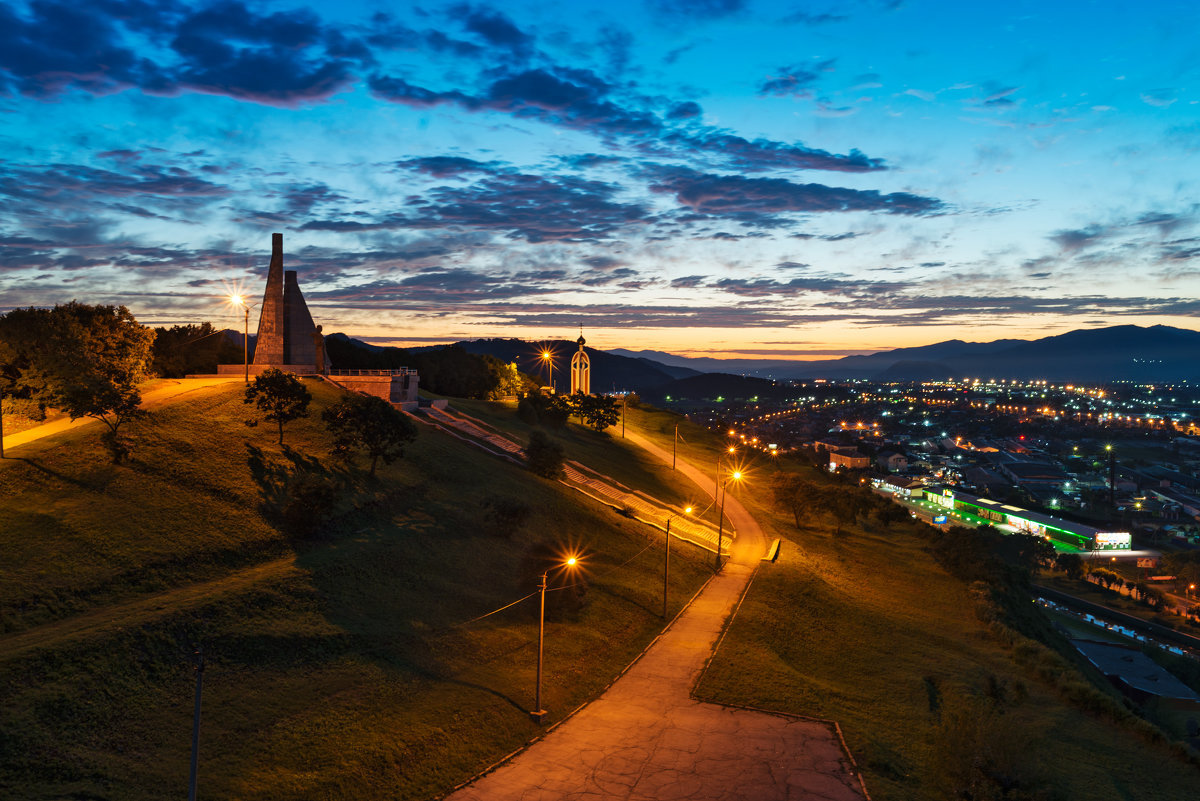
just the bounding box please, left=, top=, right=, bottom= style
left=532, top=555, right=578, bottom=723
left=715, top=445, right=735, bottom=504
left=1106, top=444, right=1115, bottom=511
left=663, top=507, right=692, bottom=618
left=539, top=349, right=555, bottom=393
left=715, top=471, right=742, bottom=572
left=230, top=294, right=251, bottom=383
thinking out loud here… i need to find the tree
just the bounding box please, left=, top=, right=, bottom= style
left=151, top=322, right=243, bottom=378
left=517, top=392, right=570, bottom=428
left=1055, top=552, right=1084, bottom=580
left=244, top=368, right=311, bottom=445
left=0, top=302, right=155, bottom=463
left=568, top=393, right=620, bottom=431
left=526, top=429, right=565, bottom=478
left=321, top=392, right=417, bottom=476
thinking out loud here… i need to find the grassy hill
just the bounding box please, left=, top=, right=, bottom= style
left=0, top=380, right=716, bottom=800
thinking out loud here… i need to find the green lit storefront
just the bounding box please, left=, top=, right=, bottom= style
left=922, top=487, right=1131, bottom=552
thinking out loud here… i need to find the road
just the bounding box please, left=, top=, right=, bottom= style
left=445, top=433, right=866, bottom=801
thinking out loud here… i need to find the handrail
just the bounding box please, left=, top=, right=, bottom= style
left=327, top=368, right=417, bottom=376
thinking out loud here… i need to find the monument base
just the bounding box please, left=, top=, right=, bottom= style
left=216, top=363, right=321, bottom=376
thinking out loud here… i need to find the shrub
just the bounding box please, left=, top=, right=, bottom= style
left=282, top=473, right=340, bottom=538
left=482, top=497, right=532, bottom=540
left=525, top=429, right=565, bottom=479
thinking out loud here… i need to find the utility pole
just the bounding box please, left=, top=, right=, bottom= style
left=663, top=518, right=671, bottom=618
left=672, top=423, right=677, bottom=470
left=188, top=646, right=205, bottom=801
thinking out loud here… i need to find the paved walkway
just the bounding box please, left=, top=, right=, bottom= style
left=445, top=433, right=866, bottom=801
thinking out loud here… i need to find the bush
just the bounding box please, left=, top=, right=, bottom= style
left=525, top=429, right=565, bottom=479
left=482, top=497, right=531, bottom=540
left=1, top=396, right=46, bottom=420
left=282, top=473, right=340, bottom=538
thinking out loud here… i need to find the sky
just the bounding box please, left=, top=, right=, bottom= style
left=1, top=0, right=1198, bottom=360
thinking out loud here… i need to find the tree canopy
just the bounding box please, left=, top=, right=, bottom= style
left=321, top=392, right=417, bottom=476
left=244, top=368, right=311, bottom=445
left=0, top=302, right=155, bottom=462
left=568, top=394, right=620, bottom=431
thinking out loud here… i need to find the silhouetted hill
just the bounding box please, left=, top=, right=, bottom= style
left=643, top=372, right=786, bottom=404
left=633, top=325, right=1200, bottom=383
left=441, top=338, right=696, bottom=393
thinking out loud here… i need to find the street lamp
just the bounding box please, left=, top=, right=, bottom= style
left=663, top=506, right=693, bottom=618
left=715, top=470, right=742, bottom=572
left=532, top=554, right=580, bottom=723
left=229, top=294, right=251, bottom=383
left=539, top=349, right=555, bottom=393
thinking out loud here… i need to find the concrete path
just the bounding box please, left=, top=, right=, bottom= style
left=2, top=376, right=242, bottom=454
left=445, top=434, right=866, bottom=801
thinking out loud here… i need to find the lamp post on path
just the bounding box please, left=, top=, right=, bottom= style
left=663, top=507, right=693, bottom=618
left=229, top=294, right=253, bottom=383
left=532, top=555, right=580, bottom=723
left=715, top=471, right=742, bottom=572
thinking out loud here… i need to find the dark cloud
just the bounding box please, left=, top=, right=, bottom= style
left=0, top=161, right=229, bottom=202
left=0, top=1, right=167, bottom=97
left=305, top=171, right=647, bottom=243
left=666, top=101, right=702, bottom=120
left=780, top=10, right=847, bottom=25
left=308, top=268, right=562, bottom=305
left=648, top=0, right=746, bottom=21
left=555, top=154, right=626, bottom=170
left=670, top=275, right=706, bottom=288
left=371, top=66, right=886, bottom=173
left=395, top=156, right=503, bottom=177
left=711, top=275, right=900, bottom=297
left=171, top=1, right=360, bottom=105
left=581, top=255, right=627, bottom=270
left=648, top=131, right=884, bottom=172
left=409, top=172, right=648, bottom=243
left=646, top=165, right=942, bottom=219
left=758, top=60, right=835, bottom=97
left=596, top=26, right=634, bottom=75
left=0, top=0, right=365, bottom=105
left=448, top=3, right=535, bottom=63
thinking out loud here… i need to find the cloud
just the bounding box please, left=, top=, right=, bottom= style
left=779, top=10, right=847, bottom=25
left=646, top=165, right=943, bottom=218
left=301, top=171, right=647, bottom=243
left=670, top=275, right=706, bottom=288
left=0, top=0, right=366, bottom=105
left=395, top=156, right=503, bottom=177
left=1140, top=89, right=1177, bottom=107
left=371, top=66, right=886, bottom=173
left=647, top=0, right=746, bottom=21
left=758, top=59, right=835, bottom=97
left=447, top=3, right=535, bottom=63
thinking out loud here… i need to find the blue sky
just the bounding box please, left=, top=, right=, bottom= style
left=1, top=0, right=1198, bottom=358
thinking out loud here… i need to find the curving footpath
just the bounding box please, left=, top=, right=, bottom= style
left=445, top=432, right=866, bottom=801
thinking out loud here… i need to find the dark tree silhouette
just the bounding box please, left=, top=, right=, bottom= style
left=0, top=302, right=155, bottom=463
left=321, top=393, right=417, bottom=476
left=244, top=368, right=311, bottom=445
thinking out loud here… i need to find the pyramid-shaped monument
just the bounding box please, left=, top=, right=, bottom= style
left=219, top=233, right=330, bottom=376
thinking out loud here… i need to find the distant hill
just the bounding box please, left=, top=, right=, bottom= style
left=619, top=325, right=1200, bottom=383
left=438, top=338, right=699, bottom=393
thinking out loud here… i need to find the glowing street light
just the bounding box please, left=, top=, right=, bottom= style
left=532, top=553, right=581, bottom=723
left=228, top=294, right=251, bottom=383
left=715, top=470, right=742, bottom=572
left=539, top=349, right=556, bottom=393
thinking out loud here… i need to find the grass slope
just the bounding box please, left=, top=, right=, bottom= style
left=690, top=461, right=1200, bottom=800
left=0, top=381, right=714, bottom=800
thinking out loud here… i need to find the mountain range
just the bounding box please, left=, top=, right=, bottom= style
left=612, top=325, right=1200, bottom=383
left=321, top=324, right=1200, bottom=398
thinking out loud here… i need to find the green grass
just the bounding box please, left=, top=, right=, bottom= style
left=0, top=381, right=715, bottom=800
left=690, top=458, right=1200, bottom=800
